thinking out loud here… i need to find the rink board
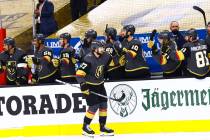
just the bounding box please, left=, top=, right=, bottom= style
left=0, top=77, right=210, bottom=137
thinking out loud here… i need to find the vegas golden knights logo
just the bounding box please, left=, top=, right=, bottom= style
left=6, top=61, right=16, bottom=75
left=95, top=65, right=104, bottom=78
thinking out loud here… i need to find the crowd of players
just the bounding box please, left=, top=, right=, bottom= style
left=1, top=21, right=210, bottom=86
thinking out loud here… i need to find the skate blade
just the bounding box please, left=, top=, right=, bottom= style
left=82, top=131, right=95, bottom=138
left=100, top=132, right=114, bottom=136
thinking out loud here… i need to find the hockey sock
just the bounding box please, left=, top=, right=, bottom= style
left=99, top=108, right=107, bottom=126
left=84, top=105, right=99, bottom=125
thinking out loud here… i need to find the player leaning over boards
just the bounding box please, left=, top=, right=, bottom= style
left=59, top=33, right=77, bottom=83
left=26, top=34, right=58, bottom=84
left=148, top=30, right=184, bottom=78
left=79, top=29, right=97, bottom=62
left=182, top=29, right=210, bottom=79
left=104, top=27, right=125, bottom=80
left=0, top=37, right=29, bottom=85
left=76, top=40, right=114, bottom=137
left=120, top=25, right=150, bottom=79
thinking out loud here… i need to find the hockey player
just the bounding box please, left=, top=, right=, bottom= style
left=182, top=29, right=209, bottom=78
left=79, top=29, right=97, bottom=61
left=59, top=33, right=76, bottom=83
left=148, top=30, right=184, bottom=77
left=104, top=27, right=125, bottom=80
left=76, top=40, right=114, bottom=137
left=0, top=37, right=29, bottom=85
left=120, top=24, right=150, bottom=79
left=26, top=34, right=58, bottom=84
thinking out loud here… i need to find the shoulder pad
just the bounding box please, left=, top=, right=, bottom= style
left=83, top=52, right=92, bottom=62
left=131, top=38, right=141, bottom=45
left=44, top=46, right=53, bottom=52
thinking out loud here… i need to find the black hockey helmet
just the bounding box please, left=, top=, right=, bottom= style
left=60, top=33, right=71, bottom=40
left=185, top=28, right=197, bottom=40
left=34, top=33, right=45, bottom=44
left=123, top=24, right=135, bottom=35
left=85, top=29, right=97, bottom=39
left=4, top=37, right=15, bottom=47
left=105, top=27, right=117, bottom=40
left=91, top=40, right=103, bottom=50
left=158, top=30, right=170, bottom=40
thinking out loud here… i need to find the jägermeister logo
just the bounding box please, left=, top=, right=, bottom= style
left=109, top=84, right=137, bottom=117
left=142, top=88, right=210, bottom=111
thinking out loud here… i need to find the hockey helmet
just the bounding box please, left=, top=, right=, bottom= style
left=105, top=27, right=117, bottom=40
left=185, top=29, right=197, bottom=40
left=123, top=24, right=135, bottom=35
left=34, top=34, right=45, bottom=44
left=4, top=37, right=15, bottom=47
left=60, top=33, right=71, bottom=40
left=85, top=29, right=97, bottom=39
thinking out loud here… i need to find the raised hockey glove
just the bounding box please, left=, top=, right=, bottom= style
left=80, top=82, right=90, bottom=95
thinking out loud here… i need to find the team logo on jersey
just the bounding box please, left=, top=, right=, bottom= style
left=109, top=84, right=137, bottom=117
left=6, top=61, right=16, bottom=75
left=95, top=65, right=104, bottom=78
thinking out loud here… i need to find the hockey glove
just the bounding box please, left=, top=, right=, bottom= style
left=176, top=51, right=185, bottom=61
left=71, top=58, right=77, bottom=64
left=122, top=47, right=128, bottom=53
left=52, top=58, right=60, bottom=68
left=80, top=82, right=90, bottom=95
left=147, top=40, right=154, bottom=49
left=25, top=56, right=33, bottom=68
left=160, top=54, right=167, bottom=65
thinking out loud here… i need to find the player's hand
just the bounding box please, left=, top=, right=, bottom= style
left=52, top=58, right=60, bottom=68
left=147, top=40, right=154, bottom=49
left=122, top=48, right=128, bottom=53
left=25, top=56, right=33, bottom=68
left=208, top=53, right=210, bottom=59
left=161, top=54, right=167, bottom=65
left=80, top=82, right=90, bottom=95
left=71, top=58, right=77, bottom=64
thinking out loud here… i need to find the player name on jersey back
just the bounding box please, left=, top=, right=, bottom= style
left=190, top=45, right=207, bottom=51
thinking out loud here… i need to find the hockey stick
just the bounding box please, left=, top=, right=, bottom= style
left=193, top=6, right=207, bottom=28
left=55, top=79, right=126, bottom=102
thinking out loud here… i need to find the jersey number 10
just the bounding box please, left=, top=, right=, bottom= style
left=195, top=50, right=209, bottom=68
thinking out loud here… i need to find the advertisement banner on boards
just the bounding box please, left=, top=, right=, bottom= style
left=0, top=77, right=210, bottom=129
